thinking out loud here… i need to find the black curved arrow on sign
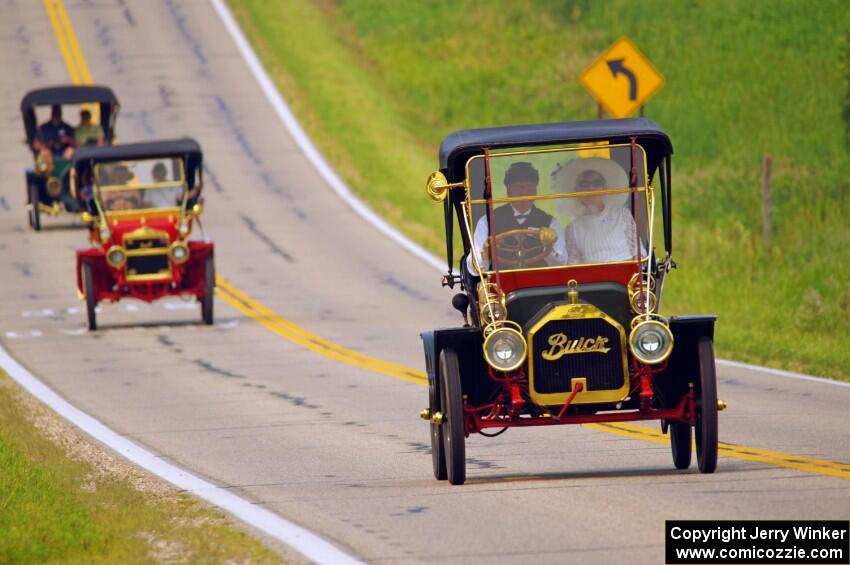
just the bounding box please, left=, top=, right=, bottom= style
left=606, top=58, right=637, bottom=101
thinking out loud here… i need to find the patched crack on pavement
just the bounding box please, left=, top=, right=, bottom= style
left=269, top=391, right=320, bottom=410
left=193, top=358, right=247, bottom=379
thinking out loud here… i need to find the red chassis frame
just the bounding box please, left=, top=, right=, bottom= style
left=75, top=241, right=214, bottom=304
left=463, top=357, right=695, bottom=437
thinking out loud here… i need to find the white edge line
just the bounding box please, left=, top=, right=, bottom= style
left=208, top=0, right=444, bottom=274
left=18, top=0, right=842, bottom=562
left=209, top=0, right=848, bottom=389
left=716, top=359, right=850, bottom=388
left=0, top=345, right=363, bottom=565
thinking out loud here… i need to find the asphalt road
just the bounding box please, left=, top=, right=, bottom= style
left=1, top=2, right=848, bottom=563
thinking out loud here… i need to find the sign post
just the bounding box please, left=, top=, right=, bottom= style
left=580, top=36, right=665, bottom=119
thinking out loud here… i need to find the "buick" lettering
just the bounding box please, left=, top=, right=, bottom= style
left=542, top=333, right=611, bottom=360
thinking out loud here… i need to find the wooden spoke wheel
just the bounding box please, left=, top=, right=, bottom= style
left=695, top=337, right=719, bottom=473
left=28, top=181, right=41, bottom=231
left=669, top=420, right=692, bottom=470
left=429, top=362, right=447, bottom=481
left=82, top=262, right=97, bottom=331
left=201, top=255, right=215, bottom=325
left=439, top=348, right=466, bottom=485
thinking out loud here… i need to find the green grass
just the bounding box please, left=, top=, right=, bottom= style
left=228, top=0, right=850, bottom=379
left=0, top=373, right=281, bottom=563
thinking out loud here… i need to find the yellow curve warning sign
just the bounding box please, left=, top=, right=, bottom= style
left=580, top=37, right=665, bottom=119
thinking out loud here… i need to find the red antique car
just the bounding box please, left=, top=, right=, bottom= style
left=421, top=118, right=723, bottom=484
left=71, top=139, right=214, bottom=330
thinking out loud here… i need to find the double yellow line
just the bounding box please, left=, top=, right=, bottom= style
left=44, top=0, right=850, bottom=482
left=216, top=277, right=427, bottom=385
left=43, top=0, right=92, bottom=85
left=591, top=422, right=850, bottom=480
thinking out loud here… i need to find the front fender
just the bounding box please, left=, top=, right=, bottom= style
left=180, top=241, right=214, bottom=293
left=76, top=249, right=113, bottom=301
left=655, top=315, right=718, bottom=408
left=420, top=327, right=489, bottom=405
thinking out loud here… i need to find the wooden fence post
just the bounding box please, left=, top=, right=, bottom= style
left=762, top=155, right=772, bottom=250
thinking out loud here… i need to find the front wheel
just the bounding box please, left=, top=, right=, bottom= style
left=439, top=348, right=466, bottom=485
left=28, top=181, right=41, bottom=231
left=429, top=369, right=447, bottom=481
left=669, top=421, right=692, bottom=470
left=201, top=256, right=214, bottom=325
left=82, top=262, right=97, bottom=331
left=695, top=337, right=719, bottom=473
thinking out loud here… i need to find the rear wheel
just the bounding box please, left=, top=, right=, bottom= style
left=28, top=181, right=41, bottom=231
left=670, top=421, right=692, bottom=470
left=201, top=255, right=215, bottom=325
left=695, top=337, right=719, bottom=473
left=82, top=262, right=97, bottom=331
left=429, top=366, right=447, bottom=480
left=439, top=348, right=466, bottom=485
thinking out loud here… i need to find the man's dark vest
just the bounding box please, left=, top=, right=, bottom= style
left=490, top=204, right=553, bottom=268
left=492, top=204, right=552, bottom=230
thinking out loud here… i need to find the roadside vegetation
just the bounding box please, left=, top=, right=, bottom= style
left=229, top=0, right=850, bottom=379
left=0, top=373, right=280, bottom=563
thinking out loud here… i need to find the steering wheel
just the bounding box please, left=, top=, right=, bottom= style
left=105, top=194, right=142, bottom=211
left=488, top=228, right=554, bottom=268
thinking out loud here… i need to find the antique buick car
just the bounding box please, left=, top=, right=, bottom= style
left=421, top=118, right=722, bottom=484
left=21, top=85, right=120, bottom=230
left=71, top=139, right=213, bottom=330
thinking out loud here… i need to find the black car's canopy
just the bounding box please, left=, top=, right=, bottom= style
left=439, top=118, right=672, bottom=182
left=435, top=118, right=674, bottom=274
left=21, top=85, right=120, bottom=144
left=72, top=138, right=203, bottom=187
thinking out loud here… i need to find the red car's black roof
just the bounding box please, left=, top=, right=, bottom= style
left=72, top=138, right=202, bottom=165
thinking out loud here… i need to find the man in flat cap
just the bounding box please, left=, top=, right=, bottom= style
left=468, top=161, right=567, bottom=272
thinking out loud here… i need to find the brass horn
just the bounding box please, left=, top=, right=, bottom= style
left=425, top=171, right=463, bottom=202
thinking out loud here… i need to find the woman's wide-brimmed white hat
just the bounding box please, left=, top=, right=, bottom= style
left=550, top=157, right=629, bottom=194
left=550, top=157, right=630, bottom=216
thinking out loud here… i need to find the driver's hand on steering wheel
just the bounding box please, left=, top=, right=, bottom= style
left=538, top=227, right=557, bottom=247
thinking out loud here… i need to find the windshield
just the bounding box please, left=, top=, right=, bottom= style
left=464, top=143, right=650, bottom=275
left=94, top=158, right=185, bottom=212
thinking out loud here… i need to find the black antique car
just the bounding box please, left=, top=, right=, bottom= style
left=21, top=85, right=120, bottom=230
left=421, top=118, right=723, bottom=484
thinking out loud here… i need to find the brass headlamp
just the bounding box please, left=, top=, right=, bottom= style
left=106, top=245, right=126, bottom=268
left=169, top=241, right=190, bottom=264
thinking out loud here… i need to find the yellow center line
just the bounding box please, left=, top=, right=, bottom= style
left=589, top=423, right=850, bottom=479
left=52, top=0, right=93, bottom=84
left=44, top=0, right=850, bottom=482
left=216, top=277, right=427, bottom=385
left=43, top=0, right=80, bottom=84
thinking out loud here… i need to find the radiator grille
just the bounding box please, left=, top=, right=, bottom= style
left=127, top=254, right=170, bottom=277
left=532, top=317, right=624, bottom=394
left=125, top=236, right=168, bottom=251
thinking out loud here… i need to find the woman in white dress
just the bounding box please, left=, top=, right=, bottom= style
left=550, top=157, right=645, bottom=265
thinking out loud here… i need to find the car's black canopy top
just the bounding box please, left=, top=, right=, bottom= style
left=73, top=138, right=202, bottom=165
left=439, top=118, right=673, bottom=181
left=72, top=138, right=203, bottom=187
left=21, top=85, right=120, bottom=144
